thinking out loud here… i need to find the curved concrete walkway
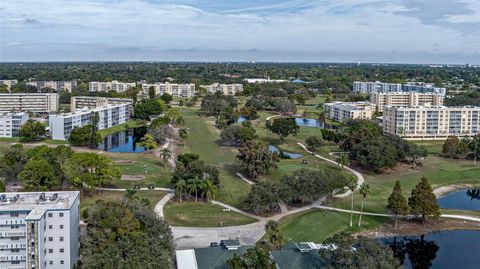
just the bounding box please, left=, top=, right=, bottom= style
left=297, top=142, right=365, bottom=198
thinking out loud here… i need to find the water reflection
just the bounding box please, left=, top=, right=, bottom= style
left=382, top=230, right=480, bottom=269
left=437, top=188, right=480, bottom=211
left=268, top=145, right=303, bottom=159
left=97, top=127, right=147, bottom=153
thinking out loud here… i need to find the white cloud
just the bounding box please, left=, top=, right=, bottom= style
left=0, top=0, right=478, bottom=63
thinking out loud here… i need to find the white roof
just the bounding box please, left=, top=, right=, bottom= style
left=176, top=249, right=198, bottom=269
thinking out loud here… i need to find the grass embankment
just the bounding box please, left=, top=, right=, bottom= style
left=280, top=209, right=387, bottom=243
left=80, top=190, right=168, bottom=213
left=99, top=119, right=147, bottom=138
left=164, top=201, right=257, bottom=227
left=179, top=110, right=251, bottom=208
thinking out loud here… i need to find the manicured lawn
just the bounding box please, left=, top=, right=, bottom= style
left=80, top=190, right=168, bottom=213
left=164, top=201, right=257, bottom=227
left=99, top=119, right=147, bottom=138
left=279, top=209, right=387, bottom=243
left=412, top=140, right=444, bottom=155
left=328, top=156, right=480, bottom=214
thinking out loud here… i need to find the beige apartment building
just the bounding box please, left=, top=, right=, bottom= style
left=141, top=82, right=196, bottom=98
left=324, top=101, right=375, bottom=122
left=26, top=81, right=77, bottom=92
left=71, top=96, right=134, bottom=116
left=383, top=105, right=480, bottom=140
left=371, top=92, right=444, bottom=112
left=0, top=79, right=18, bottom=91
left=88, top=81, right=136, bottom=93
left=0, top=93, right=59, bottom=112
left=200, top=83, right=243, bottom=95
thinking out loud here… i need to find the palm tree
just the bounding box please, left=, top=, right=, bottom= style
left=336, top=153, right=349, bottom=168
left=159, top=148, right=172, bottom=164
left=178, top=128, right=188, bottom=145
left=187, top=178, right=202, bottom=203
left=176, top=116, right=185, bottom=127
left=201, top=179, right=217, bottom=202
left=358, top=183, right=371, bottom=227
left=175, top=179, right=187, bottom=203
left=469, top=135, right=480, bottom=164
left=264, top=220, right=284, bottom=250
left=347, top=176, right=358, bottom=227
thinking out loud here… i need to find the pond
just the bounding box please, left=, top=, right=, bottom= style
left=269, top=145, right=303, bottom=159
left=97, top=127, right=147, bottom=153
left=437, top=188, right=480, bottom=211
left=237, top=116, right=248, bottom=123
left=294, top=117, right=324, bottom=128
left=380, top=230, right=480, bottom=269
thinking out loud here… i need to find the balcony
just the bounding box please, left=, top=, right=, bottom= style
left=0, top=243, right=26, bottom=249
left=0, top=232, right=26, bottom=237
left=0, top=255, right=26, bottom=261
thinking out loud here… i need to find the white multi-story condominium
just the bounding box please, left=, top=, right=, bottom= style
left=353, top=81, right=402, bottom=94
left=71, top=96, right=134, bottom=116
left=0, top=80, right=18, bottom=91
left=200, top=83, right=243, bottom=95
left=88, top=81, right=136, bottom=93
left=49, top=104, right=129, bottom=140
left=402, top=83, right=447, bottom=96
left=141, top=82, right=196, bottom=98
left=0, top=112, right=29, bottom=137
left=0, top=191, right=80, bottom=269
left=324, top=101, right=376, bottom=122
left=0, top=93, right=59, bottom=113
left=26, top=81, right=77, bottom=92
left=383, top=105, right=480, bottom=140
left=370, top=92, right=444, bottom=112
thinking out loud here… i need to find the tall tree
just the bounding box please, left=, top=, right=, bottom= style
left=18, top=159, right=59, bottom=191
left=19, top=120, right=45, bottom=142
left=442, top=136, right=461, bottom=158
left=175, top=179, right=187, bottom=203
left=237, top=141, right=279, bottom=179
left=265, top=118, right=299, bottom=144
left=226, top=247, right=276, bottom=269
left=264, top=220, right=284, bottom=250
left=187, top=177, right=202, bottom=202
left=201, top=179, right=217, bottom=202
left=336, top=153, right=349, bottom=168
left=0, top=144, right=27, bottom=181
left=347, top=177, right=358, bottom=227
left=469, top=135, right=480, bottom=164
left=148, top=86, right=156, bottom=99
left=358, top=183, right=371, bottom=227
left=387, top=181, right=409, bottom=229
left=408, top=177, right=440, bottom=223
left=406, top=143, right=428, bottom=167
left=89, top=112, right=100, bottom=149
left=178, top=128, right=188, bottom=145
left=159, top=148, right=172, bottom=164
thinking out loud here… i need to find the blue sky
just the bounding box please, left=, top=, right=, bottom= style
left=1, top=0, right=479, bottom=63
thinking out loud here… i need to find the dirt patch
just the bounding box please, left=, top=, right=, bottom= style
left=115, top=160, right=135, bottom=165
left=433, top=183, right=480, bottom=197
left=121, top=175, right=145, bottom=181
left=355, top=219, right=480, bottom=239
left=349, top=160, right=423, bottom=176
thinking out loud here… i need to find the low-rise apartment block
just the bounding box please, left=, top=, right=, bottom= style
left=71, top=96, right=134, bottom=116
left=49, top=104, right=129, bottom=140
left=324, top=101, right=375, bottom=122
left=0, top=112, right=28, bottom=137
left=0, top=80, right=18, bottom=91
left=201, top=83, right=243, bottom=95
left=0, top=191, right=80, bottom=269
left=383, top=105, right=480, bottom=139
left=370, top=92, right=444, bottom=112
left=88, top=81, right=136, bottom=93
left=141, top=82, right=196, bottom=98
left=353, top=81, right=402, bottom=94
left=26, top=81, right=77, bottom=92
left=0, top=93, right=59, bottom=113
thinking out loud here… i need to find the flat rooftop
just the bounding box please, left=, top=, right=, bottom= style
left=0, top=191, right=79, bottom=220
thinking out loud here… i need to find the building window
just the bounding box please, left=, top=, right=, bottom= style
left=49, top=237, right=53, bottom=241
left=59, top=213, right=64, bottom=217
left=60, top=261, right=64, bottom=265
left=60, top=248, right=64, bottom=253
left=60, top=236, right=64, bottom=242
left=49, top=261, right=53, bottom=265
left=60, top=225, right=64, bottom=229
left=10, top=212, right=19, bottom=217
left=48, top=213, right=53, bottom=218
left=49, top=249, right=53, bottom=253
left=49, top=225, right=52, bottom=229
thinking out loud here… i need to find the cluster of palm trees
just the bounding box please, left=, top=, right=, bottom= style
left=175, top=178, right=217, bottom=203
left=347, top=177, right=371, bottom=228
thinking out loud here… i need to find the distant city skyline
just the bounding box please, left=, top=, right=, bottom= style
left=1, top=0, right=479, bottom=64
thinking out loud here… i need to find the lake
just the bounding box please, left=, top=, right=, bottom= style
left=269, top=145, right=303, bottom=159
left=437, top=188, right=480, bottom=211
left=381, top=230, right=480, bottom=269
left=294, top=117, right=324, bottom=128
left=97, top=128, right=147, bottom=153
